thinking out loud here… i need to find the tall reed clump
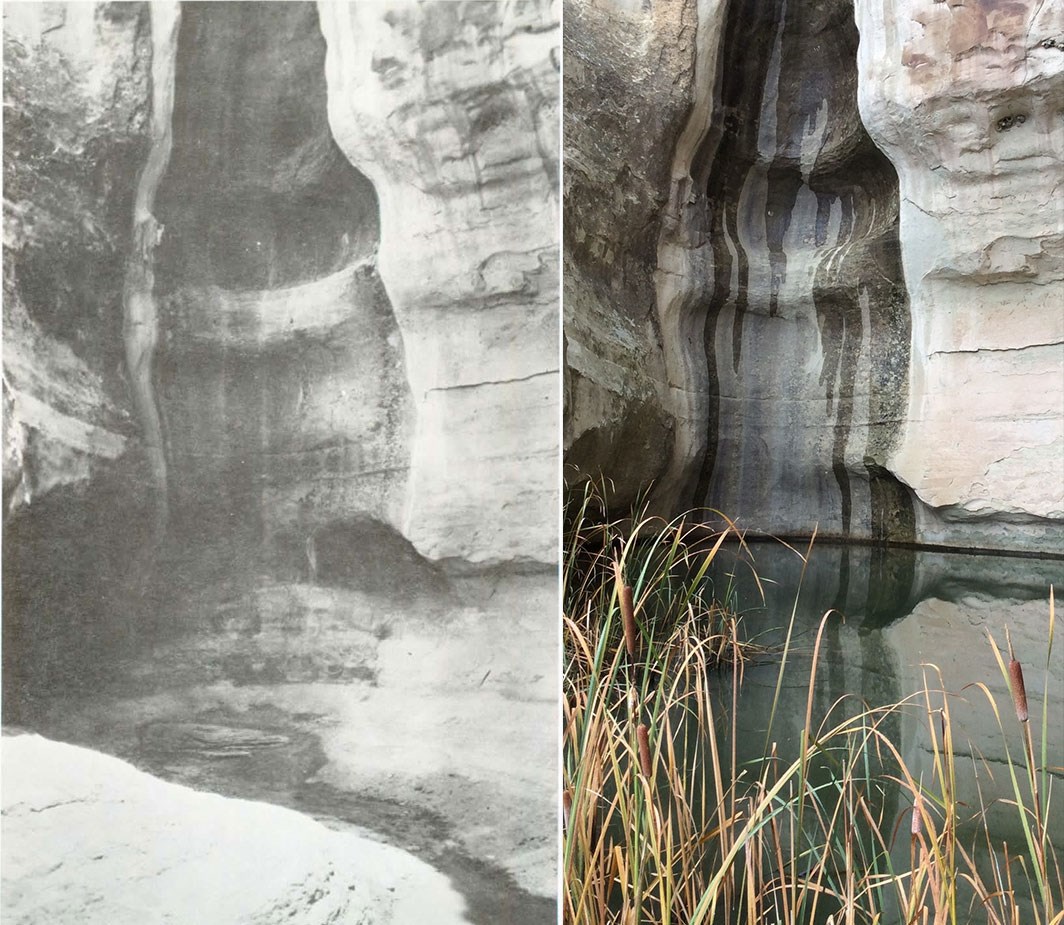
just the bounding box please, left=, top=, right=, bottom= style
left=562, top=482, right=1063, bottom=925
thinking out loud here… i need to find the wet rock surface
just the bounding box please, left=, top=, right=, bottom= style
left=564, top=0, right=1063, bottom=552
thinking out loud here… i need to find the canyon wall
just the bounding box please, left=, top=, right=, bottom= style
left=3, top=3, right=150, bottom=513
left=855, top=0, right=1064, bottom=548
left=318, top=1, right=560, bottom=563
left=564, top=0, right=1063, bottom=552
left=4, top=1, right=560, bottom=565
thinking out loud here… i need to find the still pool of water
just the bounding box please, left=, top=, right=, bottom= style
left=699, top=539, right=1064, bottom=921
left=2, top=488, right=556, bottom=925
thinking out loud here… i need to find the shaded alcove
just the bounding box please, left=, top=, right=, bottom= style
left=149, top=1, right=413, bottom=539
left=154, top=1, right=379, bottom=292
left=686, top=0, right=915, bottom=543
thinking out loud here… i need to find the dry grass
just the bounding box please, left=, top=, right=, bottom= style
left=563, top=484, right=1062, bottom=925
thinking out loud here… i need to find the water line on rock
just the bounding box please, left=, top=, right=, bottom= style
left=123, top=1, right=180, bottom=528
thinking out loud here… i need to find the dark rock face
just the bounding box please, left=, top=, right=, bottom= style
left=689, top=0, right=915, bottom=542
left=562, top=0, right=699, bottom=510
left=154, top=1, right=412, bottom=537
left=5, top=0, right=560, bottom=565
left=156, top=2, right=379, bottom=291
left=3, top=4, right=148, bottom=361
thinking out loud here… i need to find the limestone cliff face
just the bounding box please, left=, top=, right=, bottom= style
left=855, top=0, right=1064, bottom=546
left=319, top=0, right=560, bottom=563
left=565, top=0, right=1063, bottom=552
left=4, top=1, right=560, bottom=565
left=3, top=3, right=150, bottom=512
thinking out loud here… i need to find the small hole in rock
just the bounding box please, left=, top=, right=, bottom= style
left=995, top=114, right=1026, bottom=132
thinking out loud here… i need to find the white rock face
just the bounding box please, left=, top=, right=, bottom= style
left=319, top=1, right=560, bottom=563
left=855, top=0, right=1064, bottom=534
left=1, top=734, right=468, bottom=925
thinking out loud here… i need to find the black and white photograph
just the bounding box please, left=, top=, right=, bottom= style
left=2, top=2, right=559, bottom=922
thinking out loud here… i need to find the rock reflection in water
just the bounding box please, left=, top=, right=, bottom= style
left=704, top=540, right=1064, bottom=918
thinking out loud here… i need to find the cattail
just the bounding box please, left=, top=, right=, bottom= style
left=612, top=560, right=638, bottom=660
left=562, top=788, right=572, bottom=831
left=1008, top=657, right=1029, bottom=723
left=636, top=723, right=653, bottom=778
left=911, top=794, right=923, bottom=838
left=620, top=584, right=637, bottom=659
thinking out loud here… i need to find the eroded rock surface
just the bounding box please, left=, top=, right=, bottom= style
left=855, top=0, right=1064, bottom=546
left=565, top=0, right=1063, bottom=551
left=319, top=0, right=560, bottom=562
left=4, top=1, right=560, bottom=564
left=563, top=0, right=710, bottom=510
left=1, top=733, right=468, bottom=925
left=3, top=3, right=150, bottom=513
left=3, top=3, right=559, bottom=920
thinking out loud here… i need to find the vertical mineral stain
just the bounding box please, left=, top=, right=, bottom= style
left=690, top=0, right=912, bottom=540
left=152, top=1, right=411, bottom=539
left=122, top=1, right=181, bottom=529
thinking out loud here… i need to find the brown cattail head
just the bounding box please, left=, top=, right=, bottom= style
left=612, top=559, right=638, bottom=660
left=911, top=794, right=924, bottom=838
left=1009, top=658, right=1029, bottom=723
left=636, top=723, right=653, bottom=778
left=562, top=789, right=572, bottom=831
left=620, top=584, right=637, bottom=659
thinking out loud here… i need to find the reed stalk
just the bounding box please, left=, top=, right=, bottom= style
left=563, top=481, right=1062, bottom=925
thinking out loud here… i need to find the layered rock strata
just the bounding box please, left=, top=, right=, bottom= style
left=563, top=0, right=711, bottom=511
left=565, top=0, right=1063, bottom=552
left=4, top=1, right=560, bottom=564
left=153, top=1, right=414, bottom=538
left=855, top=0, right=1064, bottom=547
left=319, top=0, right=560, bottom=562
left=4, top=4, right=559, bottom=916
